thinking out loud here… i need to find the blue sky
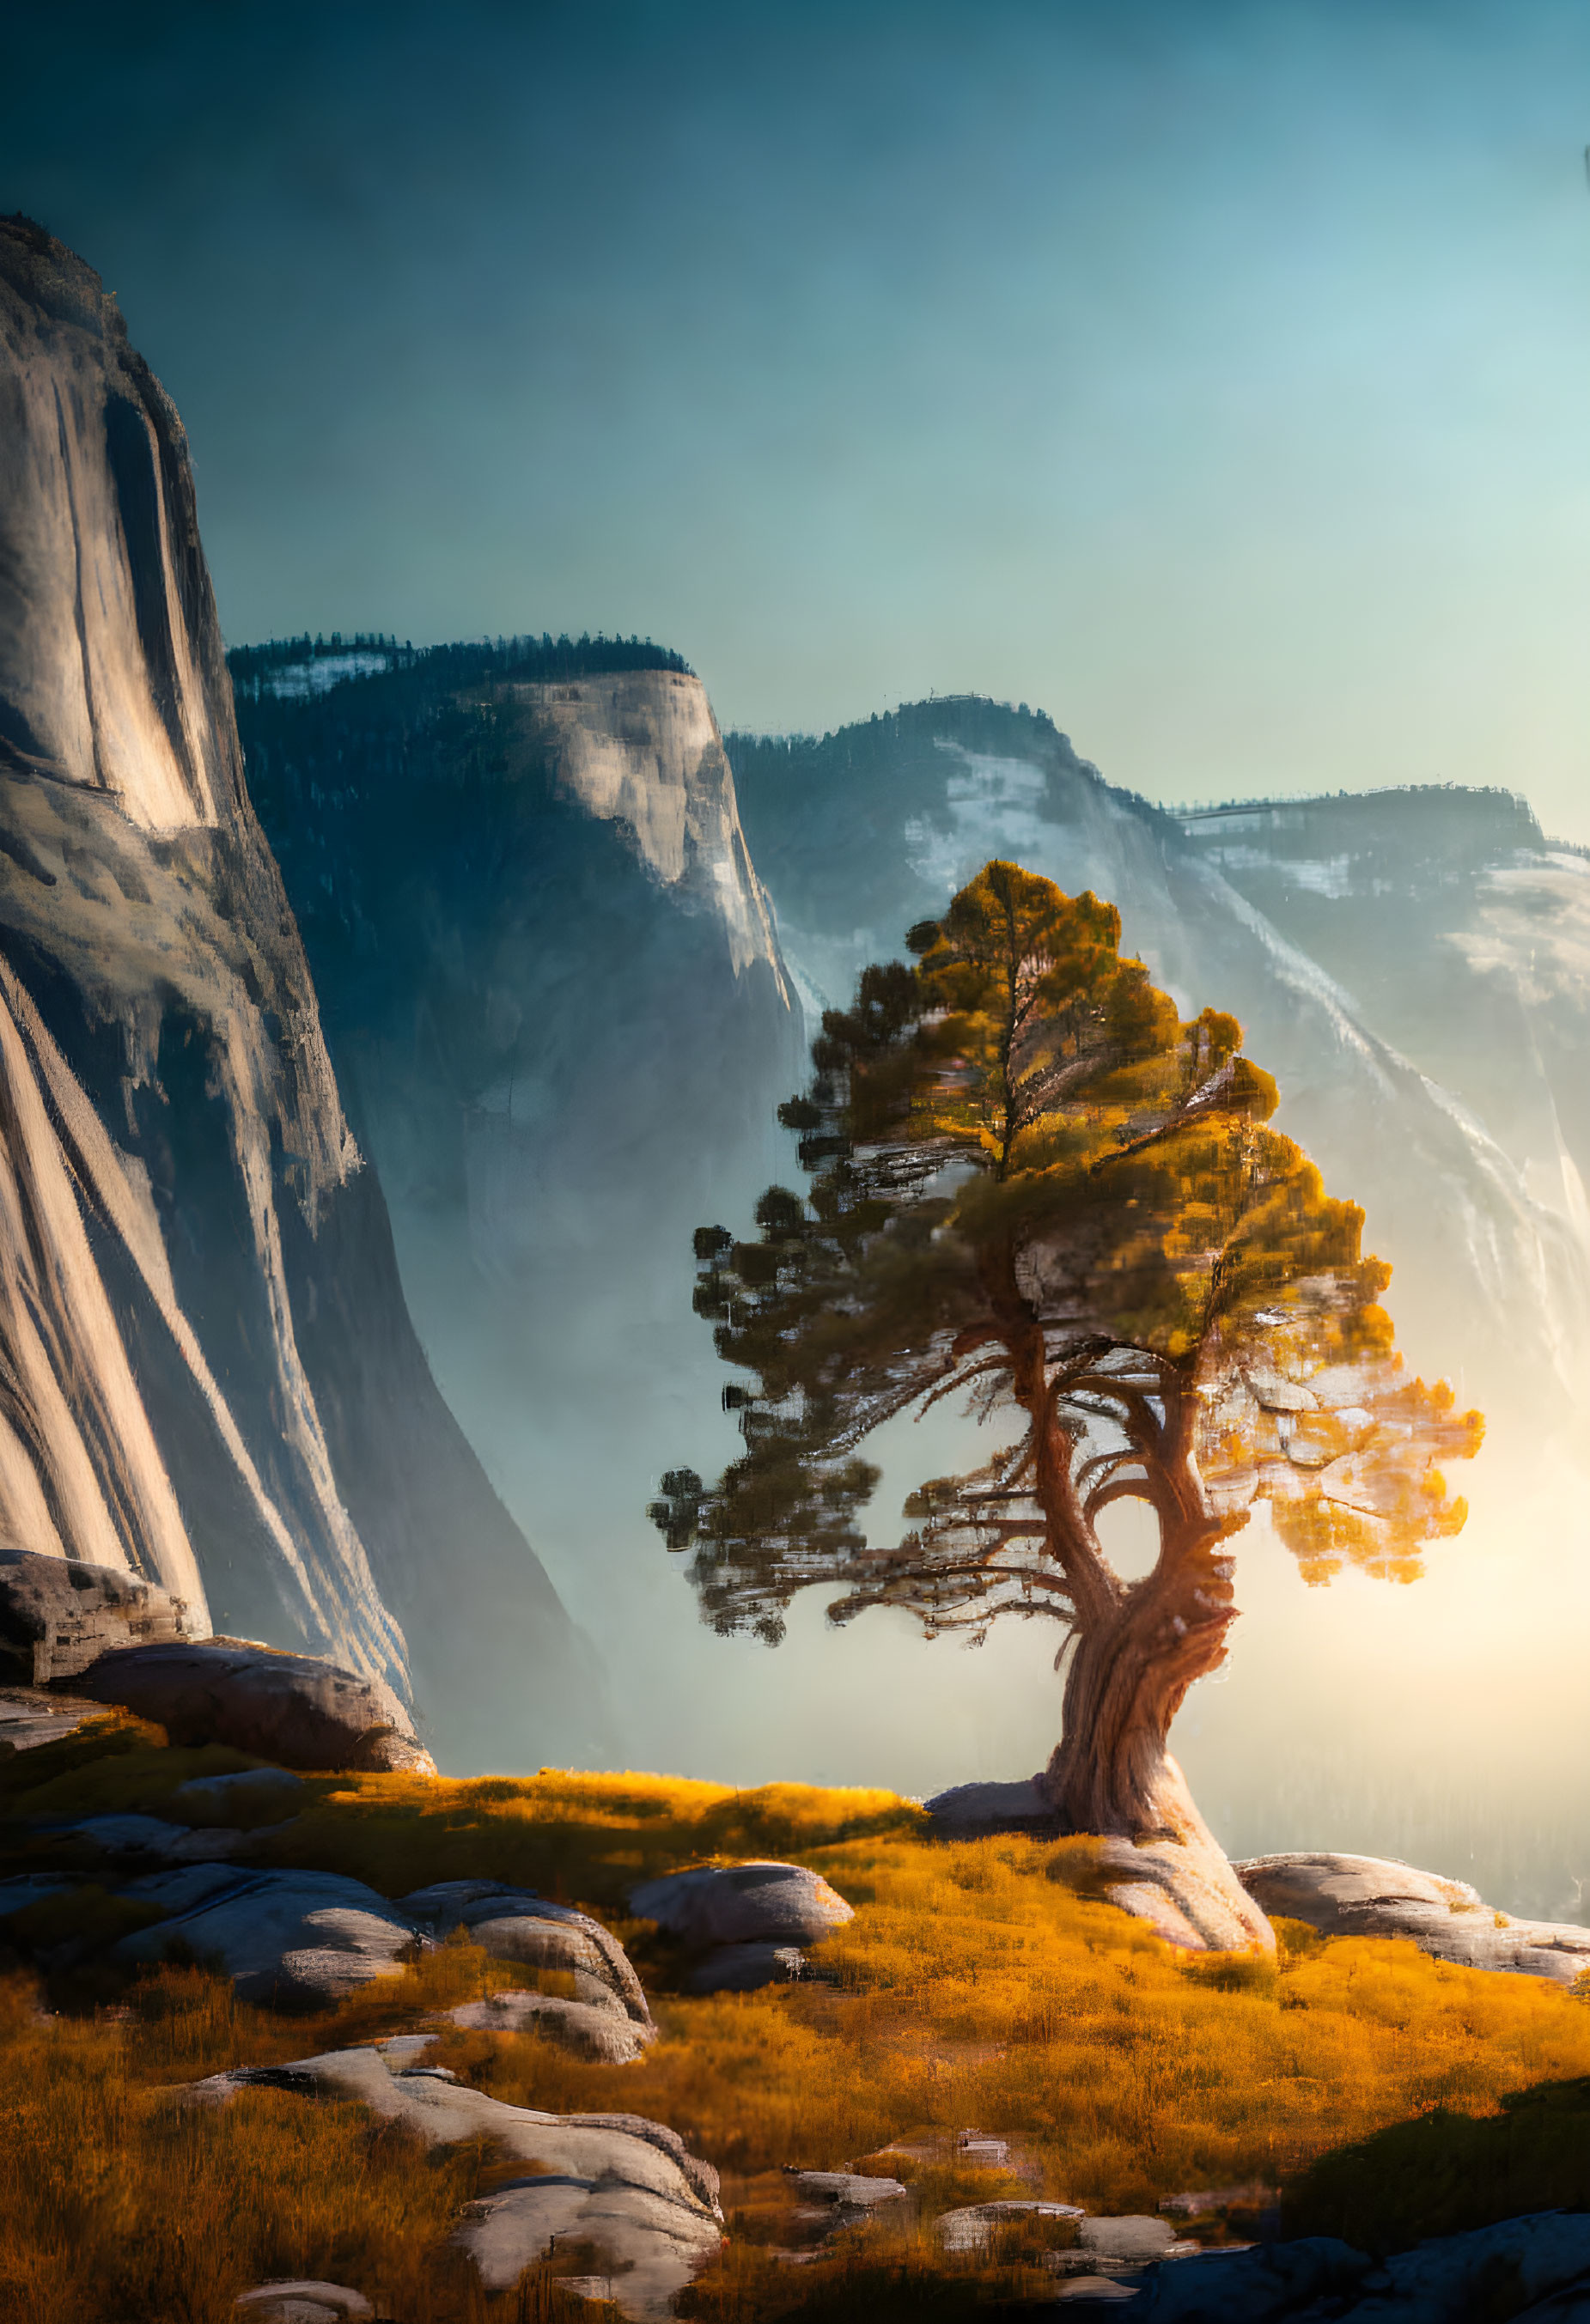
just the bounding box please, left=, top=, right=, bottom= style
left=9, top=1, right=1590, bottom=827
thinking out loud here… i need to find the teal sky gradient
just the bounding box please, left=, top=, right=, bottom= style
left=8, top=1, right=1590, bottom=827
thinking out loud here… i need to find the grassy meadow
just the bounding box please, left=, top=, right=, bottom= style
left=3, top=1718, right=1590, bottom=2321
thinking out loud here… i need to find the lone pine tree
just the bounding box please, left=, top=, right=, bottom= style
left=652, top=861, right=1481, bottom=1921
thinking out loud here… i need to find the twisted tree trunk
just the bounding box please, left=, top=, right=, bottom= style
left=1039, top=1523, right=1273, bottom=1952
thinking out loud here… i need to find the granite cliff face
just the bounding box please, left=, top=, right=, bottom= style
left=0, top=217, right=601, bottom=1767
left=236, top=638, right=803, bottom=1757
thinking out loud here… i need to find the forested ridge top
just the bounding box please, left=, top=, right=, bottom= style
left=730, top=695, right=1113, bottom=795
left=227, top=630, right=691, bottom=700
left=1179, top=782, right=1556, bottom=862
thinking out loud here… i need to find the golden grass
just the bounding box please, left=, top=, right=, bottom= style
left=6, top=1739, right=1590, bottom=2315
left=0, top=1957, right=618, bottom=2324
left=428, top=1830, right=1590, bottom=2215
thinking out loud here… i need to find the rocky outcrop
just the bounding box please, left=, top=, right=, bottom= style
left=116, top=1865, right=426, bottom=2006
left=1235, top=1853, right=1590, bottom=1985
left=194, top=2044, right=724, bottom=2321
left=0, top=1685, right=113, bottom=1752
left=46, top=1813, right=248, bottom=1865
left=13, top=1852, right=660, bottom=2029
left=631, top=1859, right=853, bottom=1992
left=0, top=219, right=603, bottom=1772
left=172, top=1766, right=303, bottom=1822
left=0, top=1548, right=201, bottom=1686
left=1118, top=2211, right=1590, bottom=2320
left=70, top=1639, right=436, bottom=1773
left=924, top=1777, right=1059, bottom=1839
left=235, top=2287, right=373, bottom=2324
left=927, top=1776, right=1273, bottom=1956
left=446, top=1986, right=654, bottom=2065
left=631, top=1860, right=852, bottom=1947
left=935, top=2199, right=1084, bottom=2256
left=398, top=1882, right=654, bottom=2028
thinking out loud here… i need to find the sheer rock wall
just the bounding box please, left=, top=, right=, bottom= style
left=0, top=218, right=601, bottom=1767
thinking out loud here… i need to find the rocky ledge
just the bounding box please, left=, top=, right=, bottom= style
left=194, top=2042, right=723, bottom=2322
left=1235, top=1853, right=1590, bottom=1987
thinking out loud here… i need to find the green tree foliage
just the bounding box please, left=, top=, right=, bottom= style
left=653, top=861, right=1482, bottom=1832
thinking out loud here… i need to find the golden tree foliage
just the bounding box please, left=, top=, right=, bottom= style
left=653, top=860, right=1481, bottom=1648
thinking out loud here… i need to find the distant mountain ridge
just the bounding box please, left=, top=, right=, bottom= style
left=728, top=700, right=1590, bottom=1442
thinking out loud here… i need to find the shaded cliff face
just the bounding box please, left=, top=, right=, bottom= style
left=0, top=218, right=601, bottom=1770
left=238, top=643, right=806, bottom=1763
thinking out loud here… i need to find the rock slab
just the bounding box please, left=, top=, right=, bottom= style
left=196, top=2045, right=722, bottom=2322
left=1108, top=2211, right=1590, bottom=2319
left=398, top=1882, right=652, bottom=2023
left=0, top=1549, right=202, bottom=1687
left=924, top=1778, right=1060, bottom=1839
left=935, top=2199, right=1085, bottom=2254
left=631, top=1859, right=852, bottom=1948
left=235, top=2287, right=373, bottom=2324
left=116, top=1865, right=425, bottom=2005
left=1235, top=1853, right=1590, bottom=1985
left=70, top=1640, right=436, bottom=1774
left=447, top=1987, right=654, bottom=2065
left=0, top=1685, right=113, bottom=1752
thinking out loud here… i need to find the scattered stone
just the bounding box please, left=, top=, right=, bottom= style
left=1056, top=2278, right=1139, bottom=2304
left=448, top=1988, right=655, bottom=2064
left=194, top=2045, right=722, bottom=2322
left=0, top=1549, right=201, bottom=1687
left=115, top=1865, right=427, bottom=2005
left=0, top=1685, right=115, bottom=1751
left=173, top=1767, right=305, bottom=1824
left=69, top=1640, right=436, bottom=1774
left=398, top=1883, right=652, bottom=2024
left=46, top=1813, right=246, bottom=1864
left=1077, top=2217, right=1197, bottom=2266
left=788, top=2169, right=908, bottom=2221
left=1099, top=2211, right=1590, bottom=2318
left=630, top=1861, right=853, bottom=1949
left=935, top=2199, right=1084, bottom=2254
left=1235, top=1853, right=1590, bottom=1984
left=685, top=1940, right=807, bottom=1993
left=954, top=2127, right=1016, bottom=2169
left=234, top=2285, right=374, bottom=2324
left=0, top=1873, right=73, bottom=1915
left=923, top=1778, right=1060, bottom=1839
